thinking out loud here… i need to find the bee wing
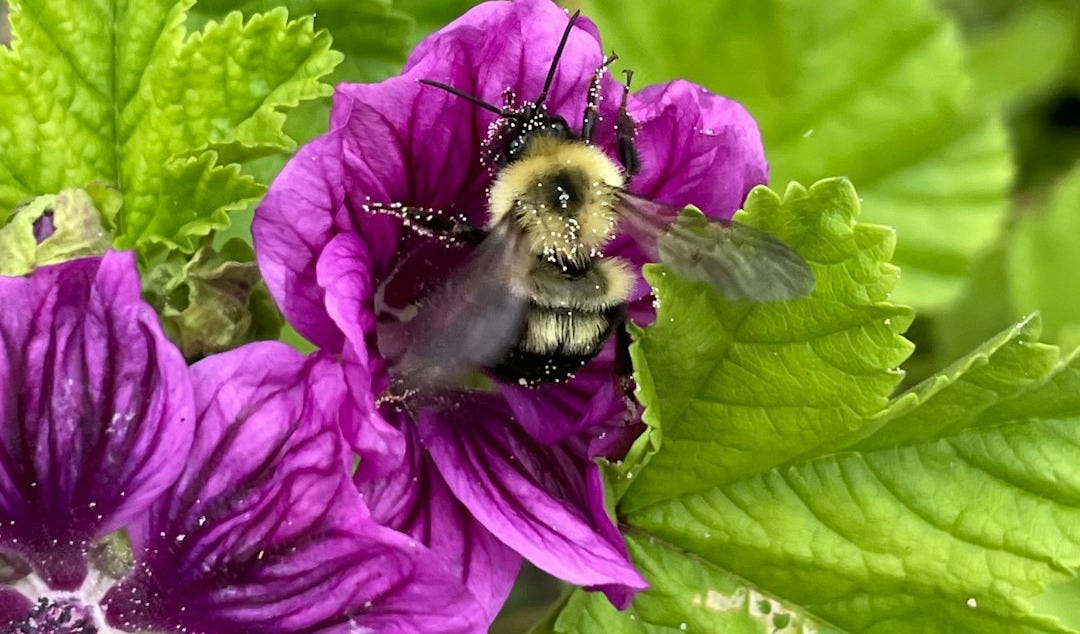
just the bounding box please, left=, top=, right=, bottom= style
left=390, top=218, right=531, bottom=390
left=614, top=191, right=814, bottom=302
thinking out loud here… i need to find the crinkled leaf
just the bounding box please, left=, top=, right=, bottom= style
left=190, top=0, right=411, bottom=83
left=0, top=1, right=341, bottom=255
left=622, top=178, right=913, bottom=513
left=142, top=238, right=282, bottom=360
left=197, top=0, right=413, bottom=250
left=582, top=0, right=1012, bottom=312
left=1008, top=165, right=1080, bottom=349
left=544, top=179, right=1080, bottom=632
left=0, top=188, right=111, bottom=275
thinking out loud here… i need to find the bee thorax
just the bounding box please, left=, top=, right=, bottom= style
left=488, top=137, right=624, bottom=265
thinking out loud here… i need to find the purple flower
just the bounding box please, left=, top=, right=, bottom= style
left=254, top=0, right=767, bottom=613
left=0, top=252, right=486, bottom=633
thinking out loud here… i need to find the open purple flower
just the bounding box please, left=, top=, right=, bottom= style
left=0, top=253, right=486, bottom=632
left=254, top=0, right=767, bottom=612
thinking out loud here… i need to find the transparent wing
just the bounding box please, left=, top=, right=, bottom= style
left=615, top=191, right=814, bottom=302
left=387, top=218, right=531, bottom=390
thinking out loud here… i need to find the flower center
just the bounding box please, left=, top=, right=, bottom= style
left=6, top=565, right=130, bottom=634
left=9, top=596, right=98, bottom=633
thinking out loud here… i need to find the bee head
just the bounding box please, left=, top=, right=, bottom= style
left=487, top=105, right=571, bottom=168
left=418, top=10, right=585, bottom=169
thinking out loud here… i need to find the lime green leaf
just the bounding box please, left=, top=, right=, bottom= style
left=547, top=534, right=843, bottom=634
left=622, top=178, right=913, bottom=513
left=192, top=1, right=413, bottom=251
left=189, top=0, right=412, bottom=83
left=618, top=316, right=1080, bottom=632
left=543, top=178, right=1080, bottom=631
left=0, top=1, right=341, bottom=256
left=582, top=0, right=1012, bottom=313
left=855, top=313, right=1057, bottom=450
left=146, top=153, right=264, bottom=254
left=1008, top=165, right=1080, bottom=348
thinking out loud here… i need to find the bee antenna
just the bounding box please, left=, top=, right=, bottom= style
left=418, top=79, right=505, bottom=115
left=537, top=9, right=581, bottom=106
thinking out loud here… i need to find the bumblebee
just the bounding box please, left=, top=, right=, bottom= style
left=367, top=11, right=813, bottom=389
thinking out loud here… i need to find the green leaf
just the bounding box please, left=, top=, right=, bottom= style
left=1008, top=165, right=1080, bottom=349
left=547, top=535, right=842, bottom=634
left=189, top=0, right=413, bottom=83
left=619, top=316, right=1080, bottom=633
left=0, top=1, right=341, bottom=256
left=545, top=178, right=1080, bottom=632
left=581, top=0, right=1012, bottom=313
left=622, top=178, right=913, bottom=513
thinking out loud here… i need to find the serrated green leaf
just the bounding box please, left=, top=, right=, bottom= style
left=1008, top=165, right=1080, bottom=348
left=189, top=0, right=412, bottom=83
left=145, top=152, right=264, bottom=253
left=540, top=177, right=1080, bottom=632
left=621, top=178, right=913, bottom=513
left=855, top=313, right=1058, bottom=449
left=610, top=319, right=1080, bottom=632
left=582, top=0, right=1012, bottom=313
left=0, top=0, right=341, bottom=256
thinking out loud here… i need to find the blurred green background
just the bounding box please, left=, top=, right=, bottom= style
left=3, top=0, right=1078, bottom=630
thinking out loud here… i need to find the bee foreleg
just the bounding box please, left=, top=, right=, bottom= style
left=362, top=202, right=486, bottom=245
left=582, top=52, right=618, bottom=144
left=616, top=70, right=640, bottom=180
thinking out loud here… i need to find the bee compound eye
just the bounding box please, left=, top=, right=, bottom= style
left=549, top=117, right=570, bottom=136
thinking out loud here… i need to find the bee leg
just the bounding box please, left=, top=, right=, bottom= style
left=582, top=53, right=618, bottom=143
left=616, top=70, right=640, bottom=179
left=362, top=202, right=486, bottom=246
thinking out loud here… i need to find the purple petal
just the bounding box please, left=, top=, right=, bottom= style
left=356, top=412, right=521, bottom=624
left=402, top=0, right=610, bottom=130
left=253, top=133, right=349, bottom=352
left=315, top=234, right=408, bottom=479
left=103, top=343, right=486, bottom=633
left=0, top=252, right=194, bottom=590
left=627, top=79, right=768, bottom=215
left=417, top=394, right=647, bottom=607
left=0, top=587, right=31, bottom=625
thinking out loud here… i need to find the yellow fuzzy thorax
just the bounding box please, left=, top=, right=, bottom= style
left=487, top=136, right=625, bottom=267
